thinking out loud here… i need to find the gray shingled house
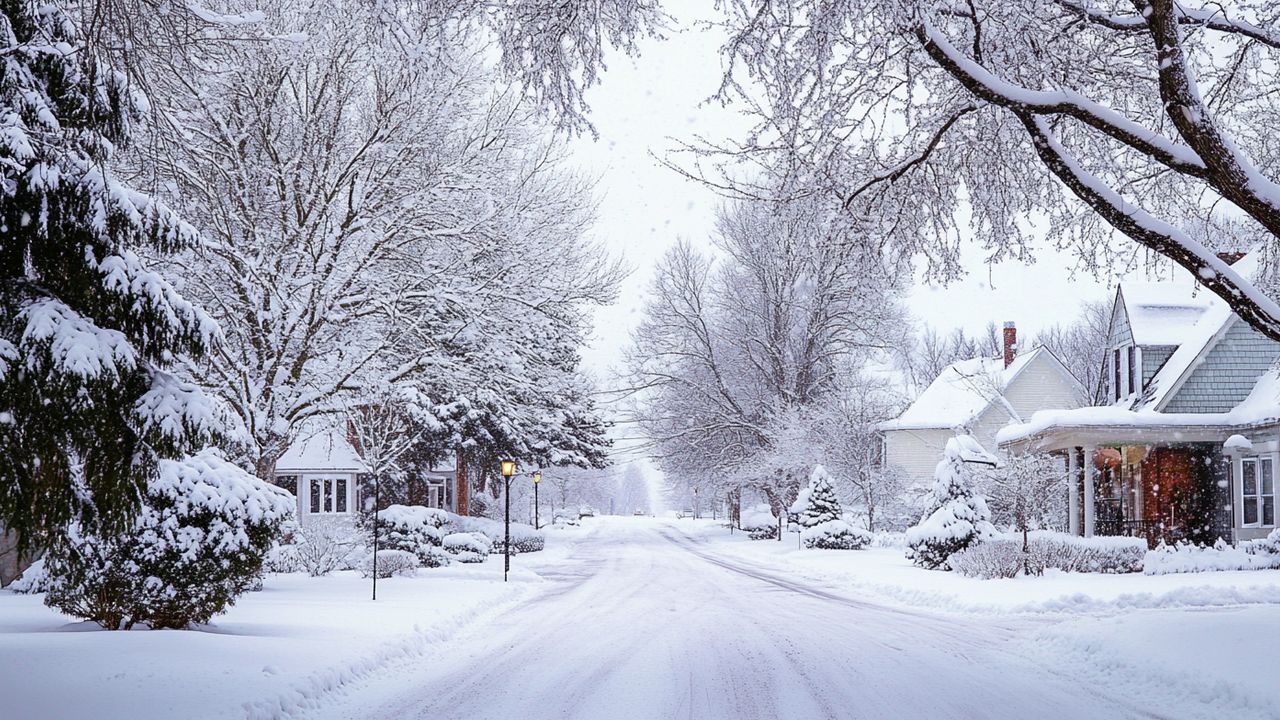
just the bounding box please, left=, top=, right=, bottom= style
left=999, top=256, right=1280, bottom=546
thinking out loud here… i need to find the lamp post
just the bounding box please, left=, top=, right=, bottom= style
left=692, top=486, right=699, bottom=519
left=501, top=460, right=516, bottom=582
left=533, top=471, right=542, bottom=530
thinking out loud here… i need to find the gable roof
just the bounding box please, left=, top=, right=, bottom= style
left=881, top=345, right=1074, bottom=432
left=276, top=427, right=367, bottom=473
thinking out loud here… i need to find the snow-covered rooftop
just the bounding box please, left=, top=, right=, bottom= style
left=880, top=346, right=1048, bottom=431
left=275, top=428, right=367, bottom=473
left=1119, top=281, right=1213, bottom=346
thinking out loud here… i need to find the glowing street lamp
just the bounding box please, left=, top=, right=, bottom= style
left=533, top=471, right=542, bottom=531
left=501, top=460, right=516, bottom=582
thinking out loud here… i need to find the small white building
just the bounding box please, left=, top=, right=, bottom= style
left=274, top=428, right=368, bottom=526
left=879, top=323, right=1084, bottom=490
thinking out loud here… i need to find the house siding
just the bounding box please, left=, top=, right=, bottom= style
left=1163, top=319, right=1280, bottom=413
left=883, top=428, right=950, bottom=490
left=1141, top=346, right=1175, bottom=387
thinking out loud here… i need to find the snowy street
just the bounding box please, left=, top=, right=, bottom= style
left=312, top=519, right=1201, bottom=720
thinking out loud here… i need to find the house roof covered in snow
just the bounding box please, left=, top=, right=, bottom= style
left=1117, top=281, right=1213, bottom=347
left=880, top=345, right=1065, bottom=432
left=275, top=428, right=367, bottom=473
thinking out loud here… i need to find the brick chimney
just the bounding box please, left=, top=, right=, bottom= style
left=1002, top=321, right=1017, bottom=368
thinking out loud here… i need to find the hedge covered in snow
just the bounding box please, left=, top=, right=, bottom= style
left=740, top=504, right=779, bottom=540
left=948, top=532, right=1147, bottom=578
left=1143, top=534, right=1280, bottom=575
left=442, top=532, right=492, bottom=563
left=358, top=549, right=419, bottom=579
left=44, top=451, right=293, bottom=629
left=372, top=505, right=452, bottom=567
left=460, top=516, right=544, bottom=554
left=801, top=519, right=871, bottom=550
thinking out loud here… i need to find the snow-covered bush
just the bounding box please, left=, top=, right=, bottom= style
left=947, top=540, right=1023, bottom=579
left=801, top=520, right=871, bottom=550
left=1144, top=538, right=1280, bottom=575
left=44, top=452, right=293, bottom=629
left=358, top=550, right=419, bottom=579
left=279, top=522, right=364, bottom=577
left=905, top=436, right=997, bottom=570
left=552, top=508, right=581, bottom=527
left=740, top=504, right=779, bottom=540
left=949, top=532, right=1146, bottom=578
left=457, top=516, right=545, bottom=554
left=372, top=505, right=450, bottom=567
left=9, top=558, right=47, bottom=594
left=442, top=532, right=492, bottom=563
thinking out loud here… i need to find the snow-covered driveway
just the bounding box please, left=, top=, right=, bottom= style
left=314, top=519, right=1180, bottom=720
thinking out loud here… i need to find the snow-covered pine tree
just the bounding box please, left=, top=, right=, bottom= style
left=799, top=465, right=842, bottom=527
left=905, top=435, right=997, bottom=569
left=0, top=0, right=222, bottom=547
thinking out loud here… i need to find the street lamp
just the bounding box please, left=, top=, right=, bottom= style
left=533, top=471, right=542, bottom=530
left=501, top=460, right=516, bottom=582
left=692, top=486, right=699, bottom=519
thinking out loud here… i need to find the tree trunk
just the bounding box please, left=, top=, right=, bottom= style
left=0, top=524, right=36, bottom=588
left=455, top=446, right=470, bottom=517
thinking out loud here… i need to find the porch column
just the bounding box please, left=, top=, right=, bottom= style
left=1083, top=444, right=1097, bottom=537
left=1067, top=448, right=1081, bottom=536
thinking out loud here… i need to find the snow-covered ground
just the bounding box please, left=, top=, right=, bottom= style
left=5, top=518, right=1280, bottom=719
left=0, top=525, right=593, bottom=720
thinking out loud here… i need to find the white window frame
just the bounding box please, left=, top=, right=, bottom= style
left=307, top=476, right=352, bottom=515
left=1241, top=456, right=1276, bottom=528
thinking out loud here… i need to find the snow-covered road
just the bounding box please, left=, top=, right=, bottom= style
left=314, top=519, right=1182, bottom=720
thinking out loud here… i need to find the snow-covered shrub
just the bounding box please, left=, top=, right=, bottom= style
left=552, top=508, right=581, bottom=527
left=44, top=452, right=293, bottom=629
left=1244, top=528, right=1280, bottom=556
left=870, top=531, right=908, bottom=549
left=442, top=532, right=492, bottom=563
left=740, top=505, right=779, bottom=540
left=1144, top=538, right=1280, bottom=575
left=947, top=540, right=1023, bottom=579
left=949, top=533, right=1146, bottom=578
left=457, top=516, right=545, bottom=554
left=358, top=550, right=419, bottom=579
left=9, top=558, right=47, bottom=594
left=905, top=436, right=997, bottom=570
left=1029, top=533, right=1145, bottom=574
left=289, top=523, right=362, bottom=577
left=372, top=505, right=449, bottom=567
left=801, top=520, right=871, bottom=550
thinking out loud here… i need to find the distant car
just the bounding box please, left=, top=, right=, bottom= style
left=578, top=506, right=596, bottom=518
left=676, top=508, right=695, bottom=519
left=633, top=508, right=645, bottom=516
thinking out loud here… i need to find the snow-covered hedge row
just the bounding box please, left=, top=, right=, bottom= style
left=740, top=504, right=778, bottom=540
left=801, top=520, right=871, bottom=550
left=1143, top=535, right=1280, bottom=575
left=949, top=532, right=1146, bottom=578
left=44, top=451, right=293, bottom=629
left=373, top=505, right=452, bottom=567
left=442, top=532, right=492, bottom=563
left=459, top=516, right=544, bottom=554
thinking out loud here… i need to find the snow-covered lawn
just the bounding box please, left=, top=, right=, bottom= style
left=677, top=519, right=1280, bottom=614
left=0, top=526, right=591, bottom=720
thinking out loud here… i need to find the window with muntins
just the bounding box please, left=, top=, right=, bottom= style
left=1242, top=457, right=1275, bottom=526
left=309, top=478, right=350, bottom=514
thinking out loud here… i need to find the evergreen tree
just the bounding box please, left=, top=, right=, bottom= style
left=799, top=465, right=843, bottom=527
left=0, top=0, right=222, bottom=548
left=905, top=435, right=997, bottom=570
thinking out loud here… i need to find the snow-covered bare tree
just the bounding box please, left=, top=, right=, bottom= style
left=715, top=0, right=1280, bottom=340
left=1033, top=300, right=1111, bottom=404
left=628, top=189, right=908, bottom=516
left=0, top=0, right=238, bottom=551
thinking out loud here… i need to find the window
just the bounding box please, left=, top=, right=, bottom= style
left=1113, top=348, right=1122, bottom=400
left=1242, top=457, right=1275, bottom=527
left=308, top=478, right=350, bottom=514
left=1127, top=345, right=1137, bottom=395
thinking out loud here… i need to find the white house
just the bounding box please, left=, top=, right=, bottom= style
left=273, top=427, right=462, bottom=526
left=274, top=428, right=367, bottom=526
left=880, top=323, right=1084, bottom=490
